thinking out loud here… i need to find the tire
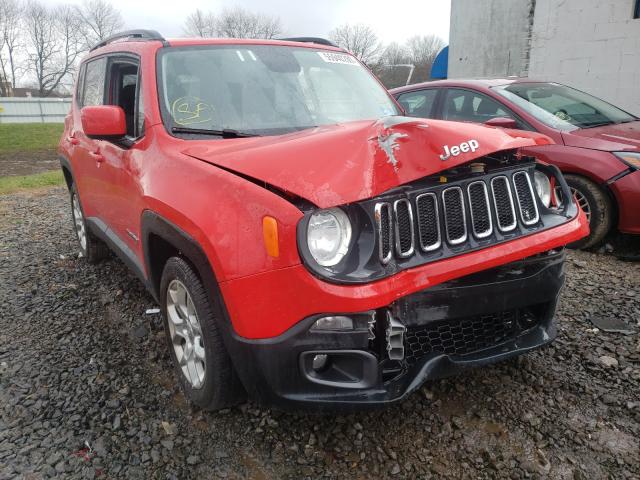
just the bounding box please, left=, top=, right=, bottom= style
left=563, top=174, right=613, bottom=249
left=160, top=256, right=245, bottom=410
left=69, top=183, right=109, bottom=263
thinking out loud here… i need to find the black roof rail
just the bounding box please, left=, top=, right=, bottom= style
left=279, top=37, right=339, bottom=48
left=90, top=29, right=166, bottom=52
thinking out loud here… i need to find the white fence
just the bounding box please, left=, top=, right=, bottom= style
left=0, top=97, right=71, bottom=123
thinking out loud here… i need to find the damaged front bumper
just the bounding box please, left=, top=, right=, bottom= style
left=224, top=250, right=566, bottom=411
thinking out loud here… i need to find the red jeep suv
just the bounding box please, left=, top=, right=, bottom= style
left=59, top=30, right=588, bottom=411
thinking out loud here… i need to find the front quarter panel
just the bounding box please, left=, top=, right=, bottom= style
left=141, top=136, right=303, bottom=283
left=520, top=144, right=627, bottom=183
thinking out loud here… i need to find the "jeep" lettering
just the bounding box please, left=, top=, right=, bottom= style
left=440, top=139, right=479, bottom=161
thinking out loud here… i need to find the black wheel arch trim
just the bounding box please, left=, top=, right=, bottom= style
left=58, top=155, right=74, bottom=190
left=140, top=210, right=225, bottom=307
left=140, top=210, right=254, bottom=389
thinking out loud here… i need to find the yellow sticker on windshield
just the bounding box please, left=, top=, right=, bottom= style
left=171, top=97, right=214, bottom=126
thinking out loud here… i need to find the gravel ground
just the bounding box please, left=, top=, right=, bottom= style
left=1, top=186, right=639, bottom=480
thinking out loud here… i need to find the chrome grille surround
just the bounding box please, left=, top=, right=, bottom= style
left=393, top=199, right=415, bottom=258
left=512, top=170, right=540, bottom=226
left=375, top=202, right=393, bottom=264
left=415, top=192, right=441, bottom=252
left=490, top=176, right=518, bottom=232
left=442, top=186, right=468, bottom=245
left=467, top=180, right=493, bottom=239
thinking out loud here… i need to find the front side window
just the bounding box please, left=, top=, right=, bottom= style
left=397, top=89, right=438, bottom=118
left=442, top=88, right=515, bottom=123
left=494, top=82, right=637, bottom=130
left=108, top=59, right=142, bottom=138
left=158, top=46, right=400, bottom=136
left=82, top=58, right=106, bottom=107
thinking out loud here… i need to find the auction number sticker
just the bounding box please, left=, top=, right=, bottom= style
left=317, top=52, right=358, bottom=65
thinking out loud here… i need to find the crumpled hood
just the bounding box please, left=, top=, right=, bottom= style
left=561, top=121, right=640, bottom=152
left=182, top=116, right=552, bottom=208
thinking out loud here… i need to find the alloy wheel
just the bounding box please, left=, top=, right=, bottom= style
left=166, top=279, right=206, bottom=388
left=72, top=193, right=87, bottom=251
left=571, top=187, right=591, bottom=222
left=555, top=186, right=592, bottom=222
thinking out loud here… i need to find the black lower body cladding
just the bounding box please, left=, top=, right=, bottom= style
left=224, top=250, right=566, bottom=411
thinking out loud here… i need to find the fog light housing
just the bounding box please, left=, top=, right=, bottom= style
left=311, top=315, right=354, bottom=331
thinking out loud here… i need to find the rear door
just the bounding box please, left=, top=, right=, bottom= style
left=395, top=88, right=440, bottom=119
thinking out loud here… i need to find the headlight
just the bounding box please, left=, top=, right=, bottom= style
left=533, top=170, right=552, bottom=207
left=613, top=151, right=640, bottom=170
left=306, top=208, right=352, bottom=267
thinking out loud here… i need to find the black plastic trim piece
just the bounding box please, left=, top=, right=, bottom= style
left=280, top=37, right=339, bottom=47
left=58, top=155, right=74, bottom=190
left=90, top=29, right=166, bottom=52
left=606, top=168, right=634, bottom=185
left=85, top=217, right=151, bottom=292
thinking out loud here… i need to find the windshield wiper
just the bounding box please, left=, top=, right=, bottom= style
left=171, top=126, right=259, bottom=138
left=582, top=121, right=615, bottom=129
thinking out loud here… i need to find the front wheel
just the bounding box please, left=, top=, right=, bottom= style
left=160, top=257, right=245, bottom=410
left=562, top=174, right=613, bottom=249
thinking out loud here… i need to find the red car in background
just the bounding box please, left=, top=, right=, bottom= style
left=391, top=80, right=640, bottom=248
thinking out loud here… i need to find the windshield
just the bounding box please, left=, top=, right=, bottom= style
left=158, top=45, right=399, bottom=136
left=493, top=82, right=637, bottom=131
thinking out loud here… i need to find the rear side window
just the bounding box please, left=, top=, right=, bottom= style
left=397, top=89, right=438, bottom=118
left=442, top=88, right=512, bottom=123
left=82, top=58, right=107, bottom=107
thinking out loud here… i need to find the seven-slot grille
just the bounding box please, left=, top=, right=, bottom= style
left=374, top=169, right=539, bottom=263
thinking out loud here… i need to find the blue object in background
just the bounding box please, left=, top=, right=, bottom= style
left=431, top=46, right=449, bottom=79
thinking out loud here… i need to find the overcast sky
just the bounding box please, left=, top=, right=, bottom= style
left=40, top=0, right=451, bottom=44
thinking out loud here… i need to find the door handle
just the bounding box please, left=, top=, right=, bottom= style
left=66, top=134, right=79, bottom=145
left=89, top=150, right=105, bottom=163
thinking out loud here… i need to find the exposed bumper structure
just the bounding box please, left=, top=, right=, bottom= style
left=223, top=250, right=566, bottom=410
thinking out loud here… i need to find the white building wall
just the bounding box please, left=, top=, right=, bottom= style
left=448, top=0, right=535, bottom=78
left=448, top=0, right=531, bottom=78
left=528, top=0, right=640, bottom=115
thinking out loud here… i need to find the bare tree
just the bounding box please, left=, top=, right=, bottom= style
left=378, top=42, right=409, bottom=67
left=405, top=34, right=445, bottom=83
left=374, top=42, right=413, bottom=89
left=183, top=9, right=216, bottom=37
left=329, top=24, right=381, bottom=65
left=24, top=1, right=84, bottom=96
left=75, top=0, right=124, bottom=49
left=214, top=7, right=282, bottom=39
left=0, top=0, right=23, bottom=91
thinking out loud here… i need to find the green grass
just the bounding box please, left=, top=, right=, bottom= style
left=0, top=123, right=64, bottom=154
left=0, top=170, right=64, bottom=194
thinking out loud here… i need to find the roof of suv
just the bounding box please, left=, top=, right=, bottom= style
left=89, top=29, right=343, bottom=55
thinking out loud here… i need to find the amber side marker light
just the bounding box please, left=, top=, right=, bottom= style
left=262, top=216, right=279, bottom=257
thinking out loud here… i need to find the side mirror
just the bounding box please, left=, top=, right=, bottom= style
left=81, top=105, right=126, bottom=138
left=484, top=117, right=518, bottom=129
